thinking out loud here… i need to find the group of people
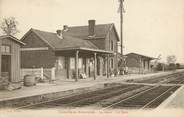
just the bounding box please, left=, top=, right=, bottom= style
left=124, top=66, right=129, bottom=75
left=110, top=66, right=129, bottom=77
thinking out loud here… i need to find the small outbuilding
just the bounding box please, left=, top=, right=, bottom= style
left=125, top=53, right=155, bottom=74
left=0, top=35, right=25, bottom=86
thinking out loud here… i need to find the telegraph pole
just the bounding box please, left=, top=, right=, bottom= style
left=120, top=0, right=123, bottom=55
left=118, top=0, right=126, bottom=75
left=118, top=0, right=125, bottom=56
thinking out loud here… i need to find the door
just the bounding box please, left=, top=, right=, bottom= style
left=1, top=55, right=11, bottom=81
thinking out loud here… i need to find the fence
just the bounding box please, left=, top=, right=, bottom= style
left=21, top=67, right=56, bottom=81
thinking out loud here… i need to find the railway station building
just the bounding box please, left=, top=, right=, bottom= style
left=20, top=20, right=120, bottom=81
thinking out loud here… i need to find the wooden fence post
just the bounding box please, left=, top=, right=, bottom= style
left=51, top=67, right=55, bottom=81
left=41, top=67, right=44, bottom=80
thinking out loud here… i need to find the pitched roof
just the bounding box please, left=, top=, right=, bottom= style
left=0, top=35, right=25, bottom=45
left=125, top=52, right=155, bottom=60
left=31, top=28, right=99, bottom=50
left=21, top=22, right=119, bottom=53
left=62, top=23, right=115, bottom=39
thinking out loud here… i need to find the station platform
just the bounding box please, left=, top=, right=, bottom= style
left=0, top=70, right=183, bottom=108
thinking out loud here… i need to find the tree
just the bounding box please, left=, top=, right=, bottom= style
left=167, top=55, right=176, bottom=64
left=0, top=17, right=19, bottom=35
left=176, top=63, right=180, bottom=69
left=166, top=55, right=177, bottom=70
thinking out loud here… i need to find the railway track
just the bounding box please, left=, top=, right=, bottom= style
left=141, top=86, right=179, bottom=109
left=166, top=75, right=184, bottom=84
left=64, top=85, right=147, bottom=107
left=133, top=73, right=178, bottom=83
left=16, top=84, right=134, bottom=109
left=22, top=84, right=146, bottom=109
left=134, top=72, right=184, bottom=84
left=101, top=77, right=184, bottom=110
left=16, top=72, right=184, bottom=110
left=101, top=86, right=180, bottom=110
left=20, top=85, right=180, bottom=110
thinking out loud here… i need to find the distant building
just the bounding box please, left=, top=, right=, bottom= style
left=0, top=35, right=24, bottom=85
left=21, top=20, right=119, bottom=80
left=125, top=53, right=155, bottom=74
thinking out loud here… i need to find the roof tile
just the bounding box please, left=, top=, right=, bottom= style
left=31, top=28, right=98, bottom=50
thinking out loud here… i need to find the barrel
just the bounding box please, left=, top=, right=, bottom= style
left=24, top=75, right=36, bottom=86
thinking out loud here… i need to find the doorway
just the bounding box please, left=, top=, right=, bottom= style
left=1, top=55, right=11, bottom=81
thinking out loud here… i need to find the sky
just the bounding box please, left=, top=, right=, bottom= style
left=0, top=0, right=184, bottom=63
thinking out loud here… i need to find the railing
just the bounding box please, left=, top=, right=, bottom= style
left=21, top=67, right=56, bottom=81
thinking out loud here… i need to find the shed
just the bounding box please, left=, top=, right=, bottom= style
left=0, top=35, right=25, bottom=83
left=125, top=53, right=155, bottom=74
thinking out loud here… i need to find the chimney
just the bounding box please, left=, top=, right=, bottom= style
left=88, top=20, right=95, bottom=37
left=56, top=29, right=63, bottom=39
left=63, top=25, right=69, bottom=31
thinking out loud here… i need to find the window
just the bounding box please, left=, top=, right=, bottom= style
left=1, top=45, right=11, bottom=53
left=110, top=40, right=114, bottom=51
left=70, top=58, right=83, bottom=69
left=78, top=58, right=83, bottom=69
left=70, top=57, right=75, bottom=69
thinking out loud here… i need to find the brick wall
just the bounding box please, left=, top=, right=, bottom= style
left=106, top=26, right=118, bottom=69
left=126, top=55, right=140, bottom=68
left=126, top=54, right=152, bottom=74
left=21, top=31, right=56, bottom=68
